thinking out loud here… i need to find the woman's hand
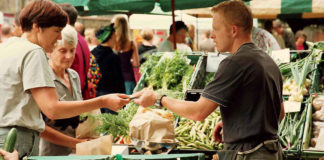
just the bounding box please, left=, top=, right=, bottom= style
left=101, top=94, right=130, bottom=111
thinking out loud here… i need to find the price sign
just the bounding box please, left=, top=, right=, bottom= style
left=271, top=49, right=290, bottom=63
left=284, top=101, right=301, bottom=113
left=206, top=53, right=228, bottom=72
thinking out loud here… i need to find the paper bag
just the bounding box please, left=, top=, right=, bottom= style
left=76, top=135, right=112, bottom=155
left=76, top=109, right=101, bottom=139
left=129, top=107, right=175, bottom=143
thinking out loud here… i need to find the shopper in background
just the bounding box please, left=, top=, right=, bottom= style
left=133, top=1, right=284, bottom=159
left=75, top=21, right=85, bottom=37
left=295, top=30, right=308, bottom=51
left=59, top=4, right=91, bottom=99
left=198, top=30, right=216, bottom=52
left=1, top=23, right=12, bottom=43
left=186, top=24, right=197, bottom=51
left=158, top=21, right=189, bottom=52
left=0, top=1, right=129, bottom=158
left=273, top=20, right=296, bottom=50
left=295, top=30, right=309, bottom=59
left=252, top=26, right=281, bottom=53
left=138, top=29, right=157, bottom=64
left=85, top=28, right=100, bottom=51
left=12, top=11, right=23, bottom=37
left=92, top=24, right=126, bottom=113
left=84, top=27, right=102, bottom=99
left=113, top=15, right=140, bottom=95
left=272, top=20, right=286, bottom=49
left=40, top=25, right=85, bottom=156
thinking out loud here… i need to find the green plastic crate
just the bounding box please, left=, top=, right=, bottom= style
left=186, top=54, right=202, bottom=65
left=301, top=95, right=324, bottom=159
left=119, top=153, right=205, bottom=160
left=302, top=150, right=324, bottom=159
left=187, top=56, right=207, bottom=90
left=28, top=153, right=205, bottom=160
left=281, top=102, right=308, bottom=159
left=310, top=66, right=321, bottom=94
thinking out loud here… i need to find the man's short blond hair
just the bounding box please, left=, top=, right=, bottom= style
left=211, top=0, right=253, bottom=34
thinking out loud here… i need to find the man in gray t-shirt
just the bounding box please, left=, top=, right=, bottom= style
left=133, top=1, right=284, bottom=160
left=202, top=42, right=283, bottom=144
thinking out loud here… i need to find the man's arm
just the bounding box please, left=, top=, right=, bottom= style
left=161, top=97, right=218, bottom=121
left=31, top=87, right=130, bottom=120
left=133, top=90, right=218, bottom=121
left=41, top=125, right=86, bottom=149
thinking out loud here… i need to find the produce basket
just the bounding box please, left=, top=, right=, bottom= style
left=280, top=101, right=308, bottom=159
left=177, top=89, right=222, bottom=155
left=134, top=53, right=202, bottom=93
left=301, top=95, right=324, bottom=159
left=28, top=153, right=205, bottom=160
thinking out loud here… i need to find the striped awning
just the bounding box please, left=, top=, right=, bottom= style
left=248, top=0, right=324, bottom=19
left=181, top=0, right=324, bottom=19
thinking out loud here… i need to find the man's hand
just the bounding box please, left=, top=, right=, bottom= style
left=101, top=94, right=130, bottom=111
left=213, top=121, right=223, bottom=143
left=0, top=149, right=19, bottom=160
left=132, top=89, right=158, bottom=107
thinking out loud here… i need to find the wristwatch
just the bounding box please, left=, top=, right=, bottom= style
left=154, top=94, right=166, bottom=108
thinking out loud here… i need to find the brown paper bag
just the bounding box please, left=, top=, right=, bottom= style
left=76, top=109, right=101, bottom=139
left=129, top=107, right=175, bottom=143
left=76, top=135, right=113, bottom=155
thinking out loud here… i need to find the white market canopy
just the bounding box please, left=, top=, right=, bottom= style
left=181, top=0, right=324, bottom=19
left=129, top=13, right=212, bottom=30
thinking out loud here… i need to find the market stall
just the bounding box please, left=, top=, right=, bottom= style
left=278, top=42, right=324, bottom=159
left=181, top=0, right=324, bottom=19
left=1, top=0, right=321, bottom=159
left=299, top=43, right=324, bottom=159
left=0, top=41, right=320, bottom=159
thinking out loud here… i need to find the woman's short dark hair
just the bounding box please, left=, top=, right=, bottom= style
left=169, top=21, right=188, bottom=35
left=20, top=0, right=68, bottom=32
